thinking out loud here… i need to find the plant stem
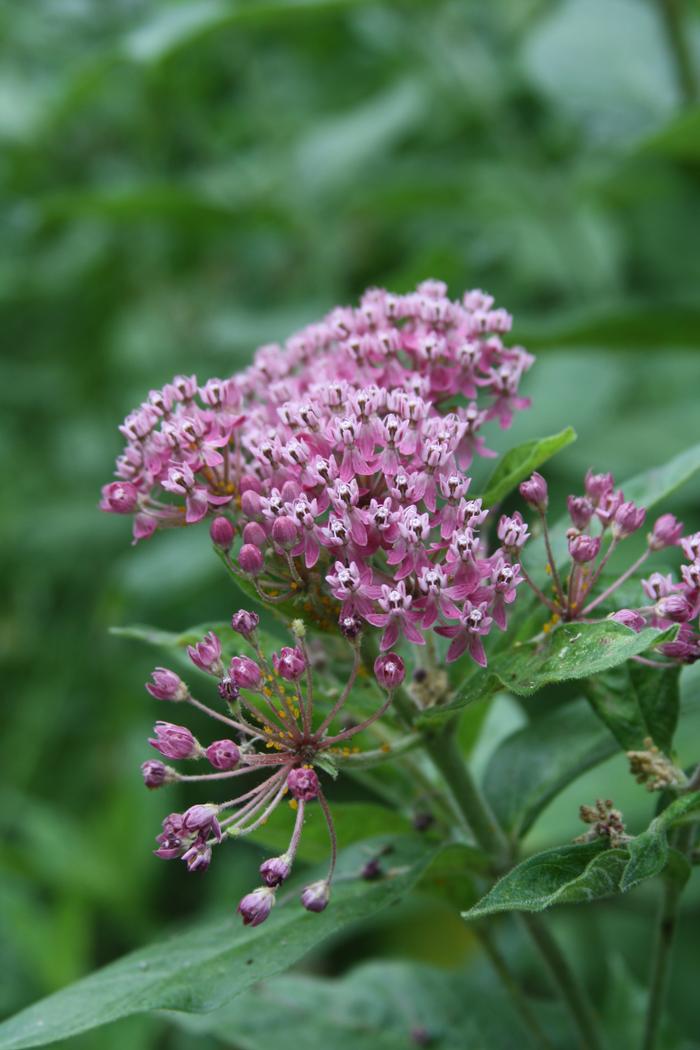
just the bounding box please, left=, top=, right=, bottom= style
left=422, top=717, right=510, bottom=864
left=521, top=913, right=604, bottom=1050
left=656, top=0, right=698, bottom=104
left=477, top=924, right=556, bottom=1050
left=640, top=825, right=693, bottom=1050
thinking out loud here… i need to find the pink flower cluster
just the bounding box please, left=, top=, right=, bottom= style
left=101, top=283, right=533, bottom=663
left=518, top=468, right=699, bottom=663
left=141, top=612, right=405, bottom=925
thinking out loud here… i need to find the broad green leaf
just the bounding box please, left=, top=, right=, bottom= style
left=465, top=792, right=700, bottom=919
left=621, top=791, right=700, bottom=891
left=425, top=622, right=675, bottom=719
left=640, top=107, right=700, bottom=161
left=0, top=836, right=437, bottom=1050
left=483, top=699, right=617, bottom=838
left=169, top=959, right=546, bottom=1050
left=463, top=840, right=629, bottom=919
left=584, top=662, right=680, bottom=752
left=480, top=427, right=576, bottom=507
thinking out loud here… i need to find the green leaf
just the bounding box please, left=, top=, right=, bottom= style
left=583, top=662, right=680, bottom=752
left=621, top=791, right=700, bottom=892
left=483, top=699, right=618, bottom=838
left=464, top=792, right=700, bottom=919
left=0, top=836, right=437, bottom=1050
left=463, top=840, right=629, bottom=919
left=426, top=622, right=675, bottom=719
left=168, top=959, right=545, bottom=1050
left=480, top=427, right=576, bottom=507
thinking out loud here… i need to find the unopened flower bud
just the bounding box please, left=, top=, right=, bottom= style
left=187, top=631, right=223, bottom=675
left=609, top=609, right=645, bottom=633
left=584, top=470, right=614, bottom=501
left=271, top=514, right=299, bottom=550
left=183, top=803, right=222, bottom=841
left=205, top=739, right=240, bottom=770
left=239, top=543, right=264, bottom=575
left=612, top=500, right=646, bottom=538
left=656, top=594, right=692, bottom=623
left=141, top=759, right=176, bottom=788
left=273, top=646, right=306, bottom=680
left=209, top=516, right=235, bottom=550
left=240, top=490, right=262, bottom=518
left=260, top=854, right=292, bottom=887
left=231, top=609, right=260, bottom=638
left=567, top=495, right=594, bottom=530
left=238, top=886, right=275, bottom=926
left=229, top=655, right=262, bottom=689
left=374, top=652, right=406, bottom=689
left=146, top=667, right=188, bottom=701
left=300, top=879, right=330, bottom=913
left=519, top=471, right=548, bottom=510
left=243, top=521, right=266, bottom=547
left=287, top=766, right=319, bottom=801
left=149, top=722, right=201, bottom=760
left=568, top=533, right=601, bottom=564
left=649, top=514, right=683, bottom=551
left=290, top=619, right=306, bottom=639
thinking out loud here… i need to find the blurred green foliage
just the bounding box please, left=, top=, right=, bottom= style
left=2, top=0, right=699, bottom=1046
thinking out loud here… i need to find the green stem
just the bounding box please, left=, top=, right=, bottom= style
left=422, top=717, right=511, bottom=864
left=522, top=913, right=604, bottom=1050
left=656, top=0, right=698, bottom=104
left=640, top=826, right=693, bottom=1050
left=477, top=924, right=556, bottom=1050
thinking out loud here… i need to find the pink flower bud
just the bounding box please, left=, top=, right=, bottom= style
left=272, top=646, right=306, bottom=680
left=374, top=652, right=406, bottom=689
left=238, top=886, right=275, bottom=926
left=271, top=514, right=299, bottom=550
left=205, top=739, right=240, bottom=770
left=567, top=495, right=594, bottom=530
left=231, top=609, right=260, bottom=638
left=146, top=667, right=188, bottom=701
left=656, top=594, right=692, bottom=623
left=100, top=481, right=139, bottom=514
left=681, top=532, right=700, bottom=561
left=183, top=803, right=222, bottom=841
left=187, top=631, right=223, bottom=675
left=519, top=471, right=548, bottom=509
left=229, top=655, right=262, bottom=689
left=209, top=516, right=235, bottom=550
left=241, top=490, right=262, bottom=518
left=300, top=879, right=330, bottom=913
left=260, top=854, right=292, bottom=887
left=149, top=721, right=201, bottom=760
left=339, top=613, right=363, bottom=640
left=568, top=533, right=601, bottom=564
left=287, top=766, right=319, bottom=801
left=243, top=521, right=266, bottom=547
left=141, top=759, right=176, bottom=788
left=649, top=514, right=684, bottom=551
left=584, top=470, right=614, bottom=501
left=612, top=500, right=646, bottom=538
left=609, top=609, right=645, bottom=633
left=239, top=543, right=264, bottom=575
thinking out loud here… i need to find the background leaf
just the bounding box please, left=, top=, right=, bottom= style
left=0, top=836, right=437, bottom=1050
left=583, top=663, right=680, bottom=753
left=480, top=426, right=576, bottom=507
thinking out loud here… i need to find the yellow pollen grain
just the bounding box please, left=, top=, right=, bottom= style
left=381, top=743, right=391, bottom=753
left=289, top=799, right=298, bottom=810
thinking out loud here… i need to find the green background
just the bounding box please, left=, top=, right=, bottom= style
left=2, top=0, right=699, bottom=1046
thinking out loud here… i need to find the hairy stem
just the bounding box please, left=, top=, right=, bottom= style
left=476, top=924, right=556, bottom=1050
left=656, top=0, right=698, bottom=104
